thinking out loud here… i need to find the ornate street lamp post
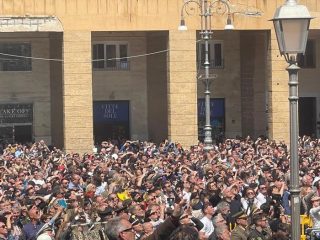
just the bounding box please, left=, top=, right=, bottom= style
left=179, top=0, right=234, bottom=151
left=271, top=1, right=312, bottom=239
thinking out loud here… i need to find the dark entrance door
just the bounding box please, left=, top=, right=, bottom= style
left=15, top=125, right=32, bottom=143
left=0, top=124, right=32, bottom=144
left=93, top=101, right=130, bottom=144
left=0, top=126, right=14, bottom=144
left=299, top=97, right=316, bottom=137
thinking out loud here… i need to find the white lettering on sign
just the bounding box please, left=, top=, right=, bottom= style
left=103, top=104, right=119, bottom=119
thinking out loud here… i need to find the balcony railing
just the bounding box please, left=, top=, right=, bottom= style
left=197, top=59, right=224, bottom=69
left=93, top=60, right=130, bottom=71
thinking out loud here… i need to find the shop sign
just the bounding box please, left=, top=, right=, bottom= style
left=0, top=103, right=33, bottom=124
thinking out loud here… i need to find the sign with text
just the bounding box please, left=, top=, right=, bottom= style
left=93, top=101, right=129, bottom=123
left=0, top=103, right=33, bottom=124
left=198, top=98, right=224, bottom=118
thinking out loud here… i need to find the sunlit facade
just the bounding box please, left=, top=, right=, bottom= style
left=0, top=1, right=320, bottom=153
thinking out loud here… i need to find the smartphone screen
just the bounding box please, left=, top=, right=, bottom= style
left=167, top=198, right=174, bottom=206
left=57, top=199, right=67, bottom=209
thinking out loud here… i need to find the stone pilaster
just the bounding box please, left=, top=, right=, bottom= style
left=63, top=31, right=93, bottom=153
left=167, top=30, right=198, bottom=148
left=267, top=30, right=290, bottom=143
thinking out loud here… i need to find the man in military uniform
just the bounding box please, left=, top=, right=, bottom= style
left=230, top=211, right=249, bottom=240
left=247, top=213, right=271, bottom=240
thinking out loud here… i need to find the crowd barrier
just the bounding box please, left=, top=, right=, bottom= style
left=301, top=215, right=313, bottom=240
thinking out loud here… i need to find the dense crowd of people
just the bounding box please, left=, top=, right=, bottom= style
left=0, top=135, right=320, bottom=240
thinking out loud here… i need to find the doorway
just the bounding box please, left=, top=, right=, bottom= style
left=299, top=97, right=316, bottom=137
left=93, top=101, right=130, bottom=144
left=0, top=124, right=32, bottom=144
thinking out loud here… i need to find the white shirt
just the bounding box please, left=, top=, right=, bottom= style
left=310, top=206, right=320, bottom=229
left=200, top=216, right=214, bottom=237
left=256, top=192, right=267, bottom=206
left=32, top=179, right=45, bottom=186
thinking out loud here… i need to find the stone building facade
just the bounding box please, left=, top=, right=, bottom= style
left=0, top=0, right=319, bottom=153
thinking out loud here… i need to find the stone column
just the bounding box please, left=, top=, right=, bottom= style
left=267, top=29, right=289, bottom=143
left=167, top=30, right=198, bottom=148
left=63, top=31, right=93, bottom=153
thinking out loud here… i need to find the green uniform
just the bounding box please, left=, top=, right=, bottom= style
left=231, top=225, right=248, bottom=240
left=247, top=228, right=271, bottom=240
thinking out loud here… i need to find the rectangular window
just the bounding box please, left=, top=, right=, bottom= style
left=298, top=39, right=316, bottom=68
left=92, top=42, right=129, bottom=71
left=92, top=44, right=104, bottom=69
left=119, top=44, right=128, bottom=69
left=197, top=40, right=223, bottom=69
left=0, top=43, right=32, bottom=71
left=106, top=44, right=117, bottom=68
left=214, top=43, right=222, bottom=67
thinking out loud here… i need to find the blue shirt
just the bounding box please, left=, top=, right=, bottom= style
left=22, top=222, right=44, bottom=240
left=68, top=182, right=83, bottom=192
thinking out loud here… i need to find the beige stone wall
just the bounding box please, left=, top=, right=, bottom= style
left=63, top=31, right=93, bottom=153
left=0, top=32, right=51, bottom=143
left=0, top=0, right=319, bottom=31
left=1, top=0, right=320, bottom=148
left=168, top=30, right=198, bottom=147
left=92, top=32, right=148, bottom=140
left=267, top=30, right=290, bottom=143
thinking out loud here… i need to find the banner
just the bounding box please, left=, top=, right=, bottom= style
left=197, top=98, right=224, bottom=117
left=93, top=101, right=129, bottom=123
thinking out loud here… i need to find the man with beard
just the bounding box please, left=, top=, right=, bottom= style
left=22, top=205, right=44, bottom=240
left=247, top=213, right=271, bottom=240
